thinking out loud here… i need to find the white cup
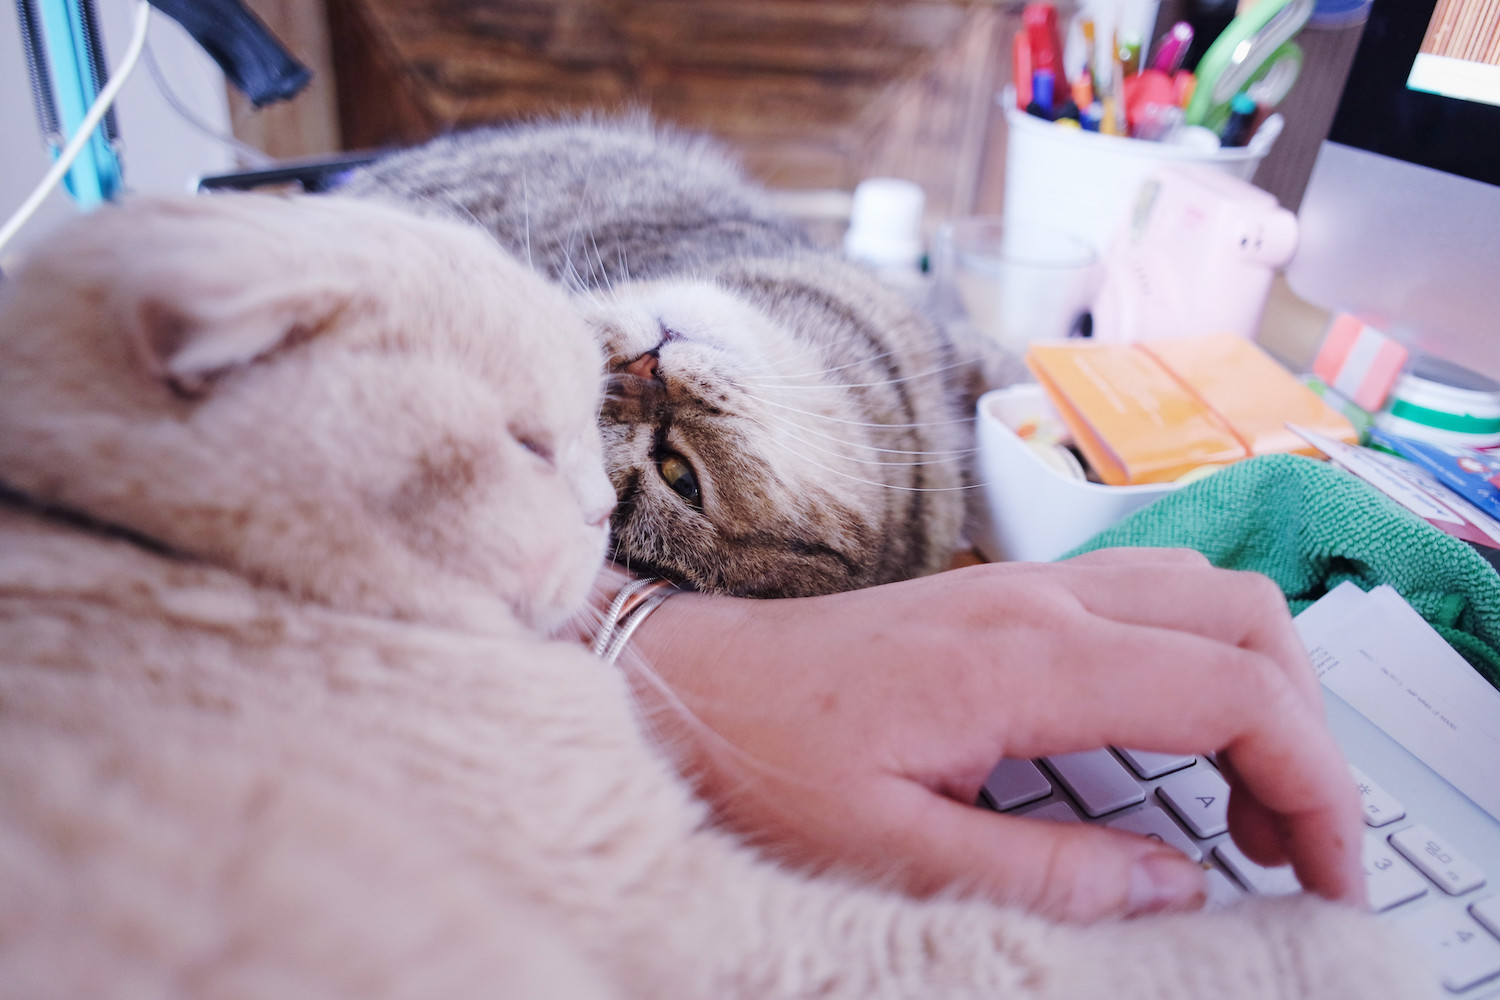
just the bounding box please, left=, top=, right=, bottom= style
left=932, top=217, right=1101, bottom=354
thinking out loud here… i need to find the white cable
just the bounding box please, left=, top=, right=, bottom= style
left=143, top=38, right=274, bottom=168
left=0, top=0, right=152, bottom=257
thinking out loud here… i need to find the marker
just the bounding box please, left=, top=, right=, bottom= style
left=1028, top=68, right=1056, bottom=119
left=1219, top=92, right=1258, bottom=147
left=1013, top=30, right=1033, bottom=108
left=1150, top=22, right=1194, bottom=75
left=1118, top=33, right=1143, bottom=77
left=1100, top=95, right=1123, bottom=135
left=1080, top=17, right=1099, bottom=93
left=1023, top=4, right=1065, bottom=82
left=1071, top=72, right=1094, bottom=111
left=1124, top=68, right=1175, bottom=131
left=1172, top=70, right=1197, bottom=108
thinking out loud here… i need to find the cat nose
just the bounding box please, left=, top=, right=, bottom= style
left=578, top=471, right=616, bottom=529
left=623, top=351, right=658, bottom=380
left=584, top=500, right=613, bottom=529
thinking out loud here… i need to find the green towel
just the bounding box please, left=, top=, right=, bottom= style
left=1066, top=453, right=1500, bottom=691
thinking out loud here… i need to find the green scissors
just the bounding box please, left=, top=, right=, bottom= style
left=1185, top=0, right=1314, bottom=132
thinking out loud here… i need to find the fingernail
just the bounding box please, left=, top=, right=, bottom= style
left=1127, top=852, right=1206, bottom=915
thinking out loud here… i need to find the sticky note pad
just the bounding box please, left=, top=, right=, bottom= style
left=1312, top=314, right=1409, bottom=412
left=1142, top=334, right=1359, bottom=459
left=1027, top=342, right=1246, bottom=485
left=1027, top=335, right=1359, bottom=486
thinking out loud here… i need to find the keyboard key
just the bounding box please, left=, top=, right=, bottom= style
left=1361, top=832, right=1428, bottom=913
left=982, top=758, right=1053, bottom=811
left=1156, top=766, right=1231, bottom=838
left=1391, top=825, right=1487, bottom=896
left=1019, top=800, right=1081, bottom=824
left=1041, top=750, right=1144, bottom=818
left=1106, top=806, right=1203, bottom=862
left=1472, top=897, right=1500, bottom=939
left=1204, top=868, right=1244, bottom=911
left=1350, top=765, right=1406, bottom=828
left=1392, top=907, right=1500, bottom=992
left=1215, top=840, right=1302, bottom=896
left=1115, top=747, right=1196, bottom=780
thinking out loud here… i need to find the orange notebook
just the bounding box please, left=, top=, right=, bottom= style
left=1027, top=334, right=1358, bottom=486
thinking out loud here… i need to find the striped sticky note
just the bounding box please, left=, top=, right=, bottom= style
left=1311, top=314, right=1409, bottom=413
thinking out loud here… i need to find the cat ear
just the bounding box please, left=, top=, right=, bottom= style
left=130, top=283, right=350, bottom=398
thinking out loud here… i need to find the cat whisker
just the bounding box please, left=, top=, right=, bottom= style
left=753, top=407, right=979, bottom=458
left=760, top=442, right=986, bottom=493
left=734, top=344, right=916, bottom=382
left=756, top=413, right=970, bottom=467
left=735, top=390, right=977, bottom=432
left=562, top=155, right=603, bottom=288
left=771, top=429, right=967, bottom=470
left=740, top=359, right=971, bottom=392
left=521, top=172, right=533, bottom=270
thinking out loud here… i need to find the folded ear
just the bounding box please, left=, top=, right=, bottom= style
left=130, top=282, right=350, bottom=398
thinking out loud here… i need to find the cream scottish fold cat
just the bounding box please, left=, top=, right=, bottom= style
left=0, top=195, right=1435, bottom=999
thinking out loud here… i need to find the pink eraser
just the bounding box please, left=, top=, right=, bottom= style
left=1311, top=314, right=1409, bottom=412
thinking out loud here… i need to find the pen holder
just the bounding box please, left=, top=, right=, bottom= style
left=999, top=89, right=1281, bottom=256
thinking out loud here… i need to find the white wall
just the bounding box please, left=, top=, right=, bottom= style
left=1, top=0, right=237, bottom=257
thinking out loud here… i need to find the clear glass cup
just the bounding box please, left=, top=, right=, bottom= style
left=932, top=217, right=1102, bottom=354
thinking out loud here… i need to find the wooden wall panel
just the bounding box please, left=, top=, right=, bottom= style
left=230, top=0, right=1357, bottom=231
left=320, top=0, right=1030, bottom=228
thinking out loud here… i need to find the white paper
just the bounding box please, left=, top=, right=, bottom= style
left=1296, top=584, right=1500, bottom=823
left=1289, top=425, right=1500, bottom=546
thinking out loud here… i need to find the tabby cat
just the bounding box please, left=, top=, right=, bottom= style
left=341, top=117, right=979, bottom=598
left=0, top=195, right=1434, bottom=999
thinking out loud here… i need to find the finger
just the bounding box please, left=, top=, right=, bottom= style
left=1061, top=563, right=1321, bottom=710
left=1225, top=765, right=1291, bottom=866
left=1001, top=623, right=1365, bottom=905
left=1007, top=620, right=1308, bottom=755
left=867, top=782, right=1208, bottom=922
left=1062, top=546, right=1210, bottom=568
left=1220, top=746, right=1368, bottom=907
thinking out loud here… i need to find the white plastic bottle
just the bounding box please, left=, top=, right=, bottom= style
left=843, top=177, right=926, bottom=278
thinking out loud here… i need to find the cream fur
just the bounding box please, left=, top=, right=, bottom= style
left=0, top=195, right=1438, bottom=999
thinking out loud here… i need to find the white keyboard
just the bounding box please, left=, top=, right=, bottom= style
left=979, top=685, right=1500, bottom=997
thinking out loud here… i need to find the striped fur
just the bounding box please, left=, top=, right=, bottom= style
left=341, top=117, right=977, bottom=597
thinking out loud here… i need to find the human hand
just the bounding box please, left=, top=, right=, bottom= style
left=618, top=548, right=1365, bottom=923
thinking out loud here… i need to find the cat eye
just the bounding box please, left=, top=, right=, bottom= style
left=511, top=428, right=554, bottom=465
left=658, top=452, right=701, bottom=509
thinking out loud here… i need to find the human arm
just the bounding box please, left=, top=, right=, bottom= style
left=587, top=548, right=1365, bottom=924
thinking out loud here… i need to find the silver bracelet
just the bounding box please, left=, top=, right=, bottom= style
left=591, top=576, right=678, bottom=663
